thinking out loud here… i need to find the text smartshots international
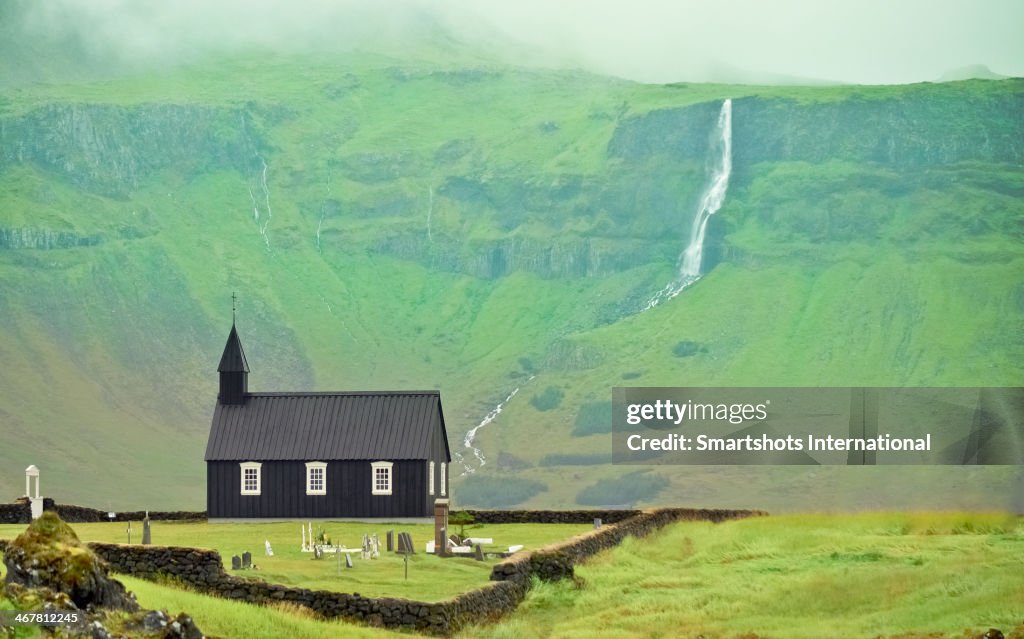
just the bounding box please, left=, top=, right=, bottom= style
left=611, top=387, right=1024, bottom=465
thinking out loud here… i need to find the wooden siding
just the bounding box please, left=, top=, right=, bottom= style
left=207, top=459, right=431, bottom=518
left=429, top=419, right=450, bottom=499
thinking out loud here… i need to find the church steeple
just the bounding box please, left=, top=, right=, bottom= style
left=218, top=320, right=249, bottom=405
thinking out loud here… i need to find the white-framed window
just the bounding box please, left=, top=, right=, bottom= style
left=440, top=462, right=447, bottom=496
left=371, top=461, right=393, bottom=496
left=305, top=461, right=327, bottom=496
left=240, top=462, right=262, bottom=496
left=428, top=461, right=435, bottom=496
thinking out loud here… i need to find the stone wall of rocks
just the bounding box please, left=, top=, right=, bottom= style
left=0, top=501, right=206, bottom=524
left=49, top=504, right=206, bottom=523
left=0, top=501, right=31, bottom=524
left=462, top=509, right=641, bottom=524
left=89, top=543, right=225, bottom=584
left=85, top=541, right=523, bottom=634
left=491, top=508, right=765, bottom=583
left=3, top=507, right=765, bottom=635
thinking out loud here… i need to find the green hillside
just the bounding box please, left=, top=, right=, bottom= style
left=0, top=43, right=1021, bottom=509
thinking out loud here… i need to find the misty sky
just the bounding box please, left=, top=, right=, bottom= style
left=469, top=0, right=1024, bottom=84
left=17, top=0, right=1024, bottom=84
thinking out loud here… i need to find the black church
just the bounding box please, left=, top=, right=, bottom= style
left=204, top=323, right=452, bottom=521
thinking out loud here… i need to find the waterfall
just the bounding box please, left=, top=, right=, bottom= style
left=456, top=378, right=534, bottom=476
left=257, top=155, right=273, bottom=246
left=245, top=156, right=273, bottom=249
left=426, top=186, right=434, bottom=243
left=317, top=170, right=331, bottom=254
left=645, top=98, right=733, bottom=310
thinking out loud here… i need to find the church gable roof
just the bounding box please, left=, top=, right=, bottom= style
left=204, top=391, right=446, bottom=461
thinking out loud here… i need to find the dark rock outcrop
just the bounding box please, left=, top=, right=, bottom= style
left=2, top=511, right=139, bottom=612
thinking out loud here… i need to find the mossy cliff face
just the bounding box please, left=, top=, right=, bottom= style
left=3, top=511, right=138, bottom=611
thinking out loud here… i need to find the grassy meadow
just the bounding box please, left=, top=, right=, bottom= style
left=5, top=513, right=1020, bottom=638
left=458, top=512, right=1024, bottom=639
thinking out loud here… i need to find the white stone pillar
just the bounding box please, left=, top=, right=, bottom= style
left=25, top=466, right=41, bottom=519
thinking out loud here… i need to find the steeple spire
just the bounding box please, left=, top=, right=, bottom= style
left=218, top=297, right=249, bottom=404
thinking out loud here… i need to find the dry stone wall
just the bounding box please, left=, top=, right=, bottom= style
left=0, top=500, right=204, bottom=524
left=85, top=542, right=523, bottom=634
left=491, top=508, right=763, bottom=582
left=1, top=507, right=765, bottom=635
left=463, top=509, right=641, bottom=524
left=0, top=501, right=31, bottom=524
left=50, top=504, right=206, bottom=523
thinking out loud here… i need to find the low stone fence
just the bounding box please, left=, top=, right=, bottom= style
left=50, top=504, right=206, bottom=523
left=2, top=507, right=766, bottom=635
left=0, top=502, right=31, bottom=524
left=462, top=509, right=641, bottom=524
left=84, top=542, right=526, bottom=634
left=491, top=508, right=763, bottom=583
left=0, top=500, right=205, bottom=524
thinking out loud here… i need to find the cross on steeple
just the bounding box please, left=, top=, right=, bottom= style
left=232, top=292, right=237, bottom=324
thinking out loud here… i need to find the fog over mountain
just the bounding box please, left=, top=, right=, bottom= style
left=5, top=0, right=1023, bottom=84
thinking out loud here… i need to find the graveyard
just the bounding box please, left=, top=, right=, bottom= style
left=0, top=519, right=591, bottom=602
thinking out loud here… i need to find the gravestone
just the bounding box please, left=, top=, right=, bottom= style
left=593, top=518, right=602, bottom=529
left=242, top=552, right=252, bottom=569
left=386, top=530, right=394, bottom=552
left=313, top=546, right=323, bottom=560
left=396, top=532, right=415, bottom=555
left=371, top=533, right=380, bottom=558
left=231, top=555, right=241, bottom=570
left=265, top=540, right=273, bottom=556
left=142, top=513, right=152, bottom=545
left=345, top=553, right=353, bottom=569
left=474, top=544, right=484, bottom=561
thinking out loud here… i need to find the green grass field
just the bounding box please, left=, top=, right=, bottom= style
left=457, top=512, right=1024, bottom=639
left=5, top=513, right=1019, bottom=638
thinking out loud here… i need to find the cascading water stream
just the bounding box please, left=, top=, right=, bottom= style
left=456, top=377, right=534, bottom=476
left=426, top=186, right=434, bottom=243
left=459, top=101, right=733, bottom=476
left=257, top=155, right=273, bottom=246
left=644, top=98, right=733, bottom=310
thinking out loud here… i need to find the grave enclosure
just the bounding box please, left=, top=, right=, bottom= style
left=0, top=507, right=764, bottom=635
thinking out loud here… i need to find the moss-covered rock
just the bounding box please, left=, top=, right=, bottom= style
left=3, top=511, right=138, bottom=611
